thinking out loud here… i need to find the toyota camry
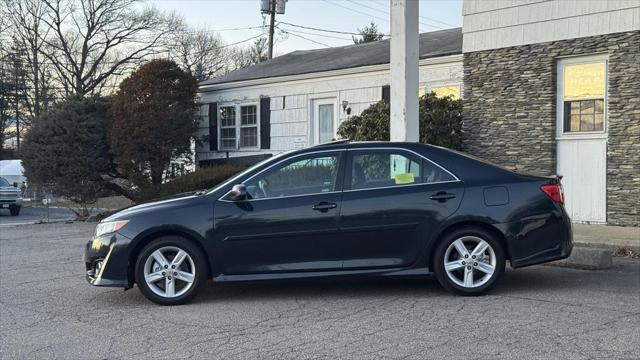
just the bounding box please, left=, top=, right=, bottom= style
left=85, top=141, right=572, bottom=305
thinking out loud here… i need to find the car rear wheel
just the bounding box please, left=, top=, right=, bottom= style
left=9, top=205, right=20, bottom=216
left=433, top=227, right=505, bottom=296
left=134, top=237, right=207, bottom=305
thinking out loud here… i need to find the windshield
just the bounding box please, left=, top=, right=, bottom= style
left=0, top=177, right=10, bottom=187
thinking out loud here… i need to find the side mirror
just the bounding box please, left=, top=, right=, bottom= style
left=229, top=184, right=248, bottom=201
left=12, top=182, right=18, bottom=188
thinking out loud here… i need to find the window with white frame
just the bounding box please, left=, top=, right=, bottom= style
left=559, top=60, right=607, bottom=133
left=219, top=104, right=259, bottom=150
left=240, top=105, right=258, bottom=147
left=219, top=106, right=236, bottom=149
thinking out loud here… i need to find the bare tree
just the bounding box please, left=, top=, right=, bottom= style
left=3, top=0, right=54, bottom=116
left=230, top=37, right=268, bottom=70
left=167, top=24, right=229, bottom=82
left=1, top=2, right=18, bottom=154
left=0, top=26, right=33, bottom=155
left=37, top=0, right=180, bottom=97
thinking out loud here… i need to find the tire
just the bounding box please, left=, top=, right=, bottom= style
left=134, top=236, right=207, bottom=305
left=433, top=227, right=505, bottom=296
left=9, top=205, right=20, bottom=216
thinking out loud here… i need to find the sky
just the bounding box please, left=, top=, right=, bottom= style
left=147, top=0, right=463, bottom=54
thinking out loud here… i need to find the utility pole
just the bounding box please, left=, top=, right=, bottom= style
left=261, top=0, right=287, bottom=60
left=267, top=0, right=276, bottom=60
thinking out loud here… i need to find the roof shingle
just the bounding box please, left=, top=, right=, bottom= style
left=200, top=28, right=462, bottom=86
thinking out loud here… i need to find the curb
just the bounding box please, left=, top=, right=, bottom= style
left=546, top=246, right=613, bottom=270
left=574, top=241, right=640, bottom=254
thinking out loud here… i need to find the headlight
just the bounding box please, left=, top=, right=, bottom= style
left=95, top=220, right=129, bottom=237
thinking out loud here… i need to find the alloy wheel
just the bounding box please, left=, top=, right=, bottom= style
left=143, top=246, right=196, bottom=298
left=443, top=236, right=496, bottom=288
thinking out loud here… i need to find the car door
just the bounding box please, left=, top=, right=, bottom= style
left=339, top=148, right=463, bottom=269
left=213, top=151, right=345, bottom=275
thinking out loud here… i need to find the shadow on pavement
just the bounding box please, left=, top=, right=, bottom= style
left=89, top=262, right=635, bottom=307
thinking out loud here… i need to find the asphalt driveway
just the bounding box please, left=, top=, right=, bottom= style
left=0, top=223, right=638, bottom=359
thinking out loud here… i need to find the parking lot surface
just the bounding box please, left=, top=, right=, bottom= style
left=1, top=223, right=639, bottom=359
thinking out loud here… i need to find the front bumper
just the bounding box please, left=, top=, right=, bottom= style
left=84, top=231, right=133, bottom=288
left=0, top=197, right=22, bottom=207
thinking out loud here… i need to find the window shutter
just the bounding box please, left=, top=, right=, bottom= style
left=209, top=102, right=218, bottom=151
left=260, top=97, right=271, bottom=149
left=382, top=85, right=390, bottom=104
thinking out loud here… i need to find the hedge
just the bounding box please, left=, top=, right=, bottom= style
left=135, top=164, right=247, bottom=202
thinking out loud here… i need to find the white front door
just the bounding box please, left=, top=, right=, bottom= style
left=312, top=98, right=337, bottom=145
left=556, top=56, right=608, bottom=223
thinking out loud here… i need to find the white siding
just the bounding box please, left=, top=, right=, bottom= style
left=463, top=0, right=640, bottom=52
left=196, top=59, right=463, bottom=161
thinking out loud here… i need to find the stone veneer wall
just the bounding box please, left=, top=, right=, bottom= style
left=462, top=31, right=639, bottom=226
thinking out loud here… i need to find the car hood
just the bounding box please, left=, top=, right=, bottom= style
left=104, top=194, right=201, bottom=221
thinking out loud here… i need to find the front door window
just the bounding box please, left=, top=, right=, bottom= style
left=245, top=153, right=340, bottom=199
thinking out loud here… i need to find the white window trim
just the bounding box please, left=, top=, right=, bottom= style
left=218, top=102, right=261, bottom=151
left=556, top=54, right=609, bottom=140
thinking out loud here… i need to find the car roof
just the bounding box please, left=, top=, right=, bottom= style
left=308, top=140, right=439, bottom=153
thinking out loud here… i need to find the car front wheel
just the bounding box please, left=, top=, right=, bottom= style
left=433, top=227, right=505, bottom=296
left=134, top=237, right=207, bottom=305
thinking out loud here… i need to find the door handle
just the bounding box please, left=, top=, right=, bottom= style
left=312, top=202, right=337, bottom=211
left=430, top=192, right=456, bottom=202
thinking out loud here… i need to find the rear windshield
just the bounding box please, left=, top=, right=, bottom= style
left=0, top=178, right=9, bottom=187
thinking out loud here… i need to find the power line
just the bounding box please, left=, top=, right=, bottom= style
left=320, top=0, right=389, bottom=24
left=195, top=25, right=265, bottom=32
left=322, top=0, right=446, bottom=30
left=279, top=30, right=331, bottom=48
left=345, top=0, right=457, bottom=28
left=217, top=33, right=266, bottom=49
left=344, top=0, right=389, bottom=16
left=278, top=21, right=386, bottom=37
left=276, top=27, right=353, bottom=41
left=418, top=15, right=456, bottom=29
left=344, top=0, right=446, bottom=30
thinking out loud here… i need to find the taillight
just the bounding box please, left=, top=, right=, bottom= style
left=541, top=183, right=564, bottom=204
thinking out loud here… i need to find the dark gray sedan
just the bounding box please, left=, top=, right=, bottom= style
left=85, top=142, right=573, bottom=305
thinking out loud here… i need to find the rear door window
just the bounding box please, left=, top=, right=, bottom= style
left=348, top=150, right=456, bottom=190
left=349, top=151, right=421, bottom=190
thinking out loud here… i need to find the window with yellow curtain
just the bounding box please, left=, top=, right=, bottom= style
left=430, top=85, right=461, bottom=100
left=562, top=62, right=606, bottom=133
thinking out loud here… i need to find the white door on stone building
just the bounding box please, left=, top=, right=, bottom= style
left=556, top=55, right=608, bottom=223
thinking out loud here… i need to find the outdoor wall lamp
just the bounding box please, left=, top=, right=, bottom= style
left=342, top=100, right=351, bottom=115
